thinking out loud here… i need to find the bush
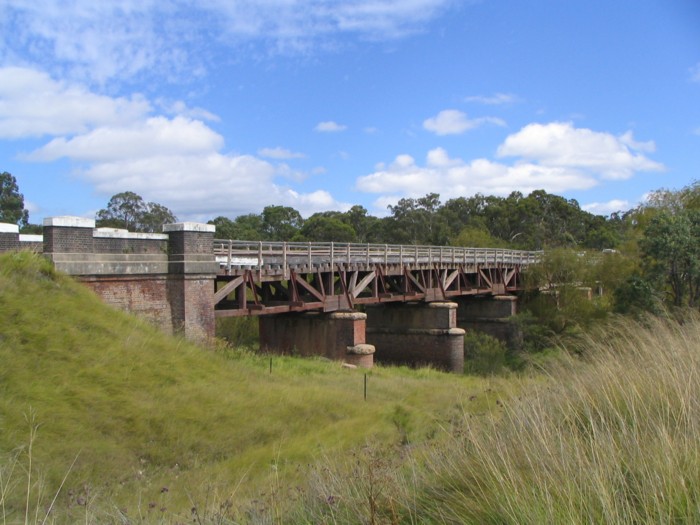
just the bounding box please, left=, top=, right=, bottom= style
left=464, top=331, right=508, bottom=376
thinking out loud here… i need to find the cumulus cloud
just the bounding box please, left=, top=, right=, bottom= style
left=12, top=68, right=346, bottom=218
left=0, top=0, right=454, bottom=83
left=357, top=122, right=664, bottom=210
left=423, top=109, right=505, bottom=135
left=258, top=147, right=306, bottom=160
left=465, top=93, right=518, bottom=105
left=315, top=121, right=348, bottom=132
left=27, top=117, right=224, bottom=162
left=0, top=67, right=150, bottom=138
left=356, top=148, right=597, bottom=199
left=497, top=122, right=664, bottom=180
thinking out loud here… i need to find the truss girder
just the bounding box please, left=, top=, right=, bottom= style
left=214, top=262, right=525, bottom=317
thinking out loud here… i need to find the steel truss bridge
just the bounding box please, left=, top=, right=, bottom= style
left=213, top=240, right=541, bottom=317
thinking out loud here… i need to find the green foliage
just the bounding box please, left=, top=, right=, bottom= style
left=640, top=209, right=700, bottom=307
left=0, top=171, right=29, bottom=227
left=613, top=275, right=661, bottom=316
left=95, top=191, right=177, bottom=232
left=215, top=316, right=259, bottom=348
left=386, top=192, right=449, bottom=245
left=261, top=205, right=303, bottom=240
left=295, top=213, right=357, bottom=242
left=464, top=331, right=508, bottom=376
left=452, top=225, right=509, bottom=248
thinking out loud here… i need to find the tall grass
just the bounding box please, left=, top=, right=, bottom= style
left=291, top=315, right=700, bottom=524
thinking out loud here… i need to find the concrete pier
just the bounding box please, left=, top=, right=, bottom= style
left=259, top=311, right=375, bottom=368
left=365, top=302, right=465, bottom=373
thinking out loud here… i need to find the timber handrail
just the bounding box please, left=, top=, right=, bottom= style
left=213, top=239, right=542, bottom=271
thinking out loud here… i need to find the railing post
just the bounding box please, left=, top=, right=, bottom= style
left=366, top=244, right=370, bottom=266
left=283, top=241, right=288, bottom=279
left=346, top=244, right=351, bottom=266
left=308, top=242, right=312, bottom=269
left=384, top=244, right=388, bottom=266
left=331, top=242, right=335, bottom=271
left=400, top=245, right=403, bottom=267
left=227, top=239, right=232, bottom=273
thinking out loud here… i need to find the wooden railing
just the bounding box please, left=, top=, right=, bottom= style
left=213, top=240, right=542, bottom=272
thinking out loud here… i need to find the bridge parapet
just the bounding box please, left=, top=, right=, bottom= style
left=214, top=239, right=541, bottom=276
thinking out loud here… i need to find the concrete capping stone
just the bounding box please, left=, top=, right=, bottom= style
left=0, top=223, right=19, bottom=233
left=329, top=311, right=367, bottom=320
left=494, top=295, right=517, bottom=301
left=94, top=228, right=168, bottom=241
left=347, top=344, right=375, bottom=355
left=162, top=222, right=215, bottom=233
left=19, top=234, right=42, bottom=242
left=427, top=301, right=458, bottom=309
left=43, top=216, right=95, bottom=228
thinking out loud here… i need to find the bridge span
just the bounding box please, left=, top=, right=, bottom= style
left=214, top=240, right=539, bottom=316
left=1, top=218, right=541, bottom=372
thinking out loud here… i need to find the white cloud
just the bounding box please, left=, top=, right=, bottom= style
left=582, top=200, right=630, bottom=216
left=315, top=121, right=348, bottom=132
left=258, top=147, right=306, bottom=160
left=11, top=68, right=345, bottom=219
left=1, top=0, right=454, bottom=83
left=423, top=109, right=505, bottom=136
left=159, top=100, right=220, bottom=122
left=357, top=122, right=665, bottom=207
left=0, top=67, right=150, bottom=138
left=356, top=148, right=597, bottom=199
left=497, top=122, right=664, bottom=180
left=465, top=93, right=517, bottom=105
left=27, top=117, right=224, bottom=162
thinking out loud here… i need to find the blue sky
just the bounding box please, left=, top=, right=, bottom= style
left=1, top=0, right=699, bottom=224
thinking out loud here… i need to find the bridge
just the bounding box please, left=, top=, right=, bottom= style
left=213, top=240, right=539, bottom=316
left=0, top=218, right=541, bottom=372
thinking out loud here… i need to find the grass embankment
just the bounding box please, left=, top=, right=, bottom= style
left=0, top=251, right=507, bottom=523
left=291, top=315, right=700, bottom=524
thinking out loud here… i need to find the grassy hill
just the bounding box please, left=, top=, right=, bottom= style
left=0, top=251, right=505, bottom=523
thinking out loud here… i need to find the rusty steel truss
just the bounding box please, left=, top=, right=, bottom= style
left=213, top=240, right=541, bottom=317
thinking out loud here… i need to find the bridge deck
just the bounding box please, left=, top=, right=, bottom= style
left=214, top=240, right=540, bottom=277
left=212, top=240, right=541, bottom=317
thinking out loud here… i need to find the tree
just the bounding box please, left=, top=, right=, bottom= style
left=386, top=193, right=448, bottom=245
left=208, top=214, right=265, bottom=240
left=96, top=192, right=177, bottom=232
left=295, top=214, right=357, bottom=242
left=261, top=205, right=303, bottom=241
left=0, top=172, right=29, bottom=228
left=640, top=209, right=700, bottom=307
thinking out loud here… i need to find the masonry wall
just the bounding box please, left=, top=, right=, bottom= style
left=366, top=302, right=465, bottom=373
left=81, top=275, right=173, bottom=330
left=456, top=295, right=523, bottom=350
left=259, top=311, right=374, bottom=367
left=37, top=217, right=217, bottom=342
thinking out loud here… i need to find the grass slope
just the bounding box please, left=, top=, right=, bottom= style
left=0, top=251, right=501, bottom=523
left=290, top=314, right=700, bottom=524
